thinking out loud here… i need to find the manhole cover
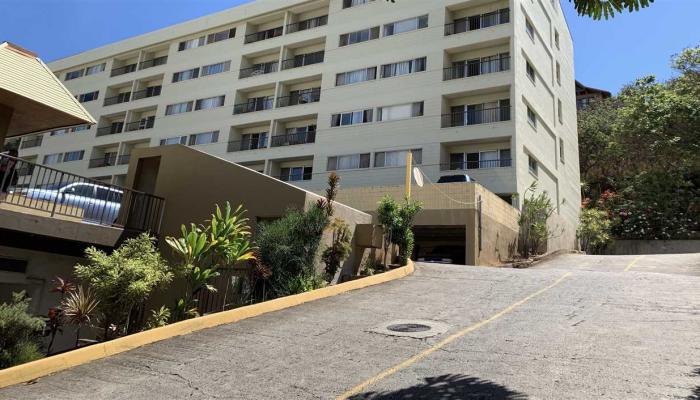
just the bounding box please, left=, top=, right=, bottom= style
left=387, top=323, right=432, bottom=333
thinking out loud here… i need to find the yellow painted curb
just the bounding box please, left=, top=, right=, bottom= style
left=0, top=261, right=414, bottom=389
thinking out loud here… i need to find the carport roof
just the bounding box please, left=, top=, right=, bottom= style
left=0, top=42, right=95, bottom=137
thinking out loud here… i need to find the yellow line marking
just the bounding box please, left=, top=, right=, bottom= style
left=336, top=272, right=572, bottom=399
left=623, top=255, right=645, bottom=272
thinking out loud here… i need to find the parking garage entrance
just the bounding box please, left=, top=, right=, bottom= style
left=413, top=225, right=467, bottom=265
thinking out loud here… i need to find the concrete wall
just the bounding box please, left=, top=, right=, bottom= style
left=602, top=240, right=700, bottom=256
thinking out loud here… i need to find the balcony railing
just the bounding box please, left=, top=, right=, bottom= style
left=280, top=51, right=325, bottom=70
left=96, top=124, right=124, bottom=137
left=441, top=107, right=511, bottom=128
left=20, top=137, right=43, bottom=149
left=88, top=155, right=117, bottom=169
left=444, top=9, right=510, bottom=36
left=110, top=63, right=137, bottom=77
left=441, top=159, right=512, bottom=171
left=16, top=164, right=35, bottom=177
left=138, top=56, right=168, bottom=70
left=276, top=89, right=321, bottom=108
left=227, top=137, right=268, bottom=152
left=239, top=62, right=278, bottom=79
left=244, top=26, right=283, bottom=44
left=270, top=131, right=316, bottom=147
left=132, top=86, right=162, bottom=101
left=0, top=153, right=165, bottom=234
left=286, top=15, right=328, bottom=34
left=233, top=97, right=274, bottom=114
left=125, top=118, right=155, bottom=132
left=444, top=56, right=510, bottom=80
left=103, top=92, right=131, bottom=106
left=117, top=154, right=131, bottom=165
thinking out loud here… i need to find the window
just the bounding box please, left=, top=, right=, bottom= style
left=195, top=95, right=225, bottom=111
left=189, top=131, right=219, bottom=146
left=331, top=109, right=373, bottom=127
left=339, top=26, right=380, bottom=46
left=526, top=61, right=536, bottom=82
left=206, top=28, right=236, bottom=44
left=178, top=36, right=205, bottom=51
left=335, top=67, right=377, bottom=86
left=65, top=69, right=83, bottom=81
left=172, top=67, right=200, bottom=83
left=527, top=106, right=537, bottom=127
left=71, top=125, right=90, bottom=133
left=85, top=63, right=105, bottom=76
left=554, top=30, right=560, bottom=49
left=43, top=153, right=62, bottom=165
left=50, top=129, right=69, bottom=136
left=327, top=153, right=371, bottom=171
left=160, top=136, right=188, bottom=146
left=62, top=150, right=84, bottom=162
left=380, top=57, right=426, bottom=78
left=165, top=101, right=194, bottom=115
left=558, top=99, right=563, bottom=124
left=201, top=61, right=231, bottom=76
left=378, top=102, right=423, bottom=121
left=525, top=18, right=534, bottom=39
left=556, top=62, right=561, bottom=85
left=559, top=138, right=565, bottom=163
left=241, top=132, right=268, bottom=149
left=342, top=0, right=374, bottom=9
left=528, top=156, right=538, bottom=175
left=374, top=149, right=422, bottom=167
left=384, top=15, right=428, bottom=36
left=77, top=91, right=99, bottom=103
left=280, top=166, right=312, bottom=182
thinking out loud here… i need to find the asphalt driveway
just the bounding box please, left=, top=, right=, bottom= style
left=2, top=253, right=699, bottom=399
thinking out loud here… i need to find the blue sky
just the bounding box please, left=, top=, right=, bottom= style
left=2, top=0, right=698, bottom=94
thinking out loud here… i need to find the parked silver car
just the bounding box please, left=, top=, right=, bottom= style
left=23, top=182, right=123, bottom=224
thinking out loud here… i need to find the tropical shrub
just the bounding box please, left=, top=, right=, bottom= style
left=377, top=196, right=423, bottom=265
left=61, top=286, right=99, bottom=347
left=143, top=306, right=171, bottom=330
left=577, top=208, right=612, bottom=253
left=166, top=203, right=255, bottom=320
left=75, top=233, right=172, bottom=339
left=0, top=292, right=44, bottom=369
left=321, top=218, right=353, bottom=280
left=518, top=183, right=556, bottom=258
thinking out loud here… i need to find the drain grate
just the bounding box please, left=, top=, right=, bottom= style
left=387, top=323, right=432, bottom=333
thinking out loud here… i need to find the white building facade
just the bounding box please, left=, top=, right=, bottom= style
left=10, top=0, right=580, bottom=240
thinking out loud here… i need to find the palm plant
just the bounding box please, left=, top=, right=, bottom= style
left=61, top=286, right=99, bottom=347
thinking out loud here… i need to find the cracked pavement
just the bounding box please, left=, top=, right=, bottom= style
left=2, top=253, right=699, bottom=399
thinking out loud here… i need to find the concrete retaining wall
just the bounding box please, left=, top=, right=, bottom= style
left=603, top=240, right=700, bottom=255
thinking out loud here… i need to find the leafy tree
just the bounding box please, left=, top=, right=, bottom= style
left=518, top=183, right=556, bottom=258
left=166, top=203, right=254, bottom=319
left=577, top=208, right=612, bottom=253
left=377, top=196, right=423, bottom=265
left=0, top=292, right=44, bottom=368
left=75, top=233, right=172, bottom=339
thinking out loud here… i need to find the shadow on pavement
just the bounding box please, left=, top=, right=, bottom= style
left=348, top=374, right=528, bottom=399
left=688, top=367, right=700, bottom=400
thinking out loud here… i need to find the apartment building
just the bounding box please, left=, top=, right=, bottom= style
left=9, top=0, right=580, bottom=243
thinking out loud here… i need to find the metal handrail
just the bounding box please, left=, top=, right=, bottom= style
left=227, top=137, right=268, bottom=152
left=132, top=86, right=162, bottom=100
left=443, top=56, right=510, bottom=80
left=124, top=118, right=155, bottom=132
left=441, top=159, right=512, bottom=171
left=20, top=137, right=43, bottom=149
left=280, top=51, right=325, bottom=70
left=286, top=15, right=328, bottom=33
left=276, top=89, right=321, bottom=108
left=96, top=124, right=124, bottom=137
left=244, top=26, right=283, bottom=44
left=138, top=55, right=168, bottom=70
left=0, top=153, right=165, bottom=234
left=270, top=131, right=316, bottom=147
left=444, top=9, right=510, bottom=36
left=88, top=155, right=118, bottom=169
left=441, top=106, right=511, bottom=128
left=239, top=62, right=278, bottom=79
left=103, top=92, right=131, bottom=106
left=233, top=97, right=274, bottom=114
left=110, top=63, right=137, bottom=77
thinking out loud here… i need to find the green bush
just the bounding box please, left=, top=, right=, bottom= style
left=321, top=218, right=353, bottom=280
left=377, top=196, right=422, bottom=265
left=518, top=183, right=556, bottom=258
left=0, top=292, right=44, bottom=369
left=577, top=208, right=612, bottom=254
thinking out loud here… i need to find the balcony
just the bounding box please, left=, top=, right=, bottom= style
left=441, top=106, right=511, bottom=128
left=117, top=154, right=131, bottom=165
left=103, top=92, right=131, bottom=106
left=444, top=8, right=510, bottom=36
left=441, top=158, right=512, bottom=171
left=276, top=88, right=320, bottom=108
left=286, top=15, right=328, bottom=34
left=110, top=63, right=137, bottom=77
left=138, top=55, right=168, bottom=70
left=132, top=85, right=162, bottom=101
left=20, top=136, right=43, bottom=149
left=125, top=116, right=155, bottom=132
left=270, top=131, right=316, bottom=147
left=444, top=56, right=510, bottom=80
left=96, top=123, right=124, bottom=137
left=245, top=26, right=283, bottom=44
left=233, top=97, right=274, bottom=115
left=281, top=51, right=324, bottom=70
left=0, top=153, right=165, bottom=233
left=227, top=136, right=268, bottom=152
left=239, top=61, right=279, bottom=79
left=88, top=154, right=117, bottom=169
